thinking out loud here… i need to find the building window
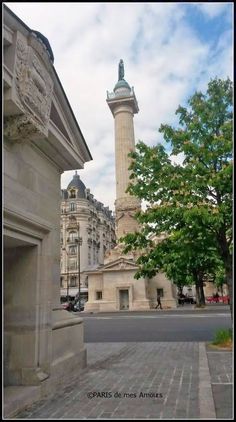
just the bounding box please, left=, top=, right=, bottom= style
left=70, top=276, right=77, bottom=287
left=60, top=277, right=63, bottom=287
left=96, top=291, right=102, bottom=300
left=68, top=231, right=77, bottom=242
left=70, top=189, right=76, bottom=198
left=157, top=288, right=164, bottom=298
left=70, top=203, right=75, bottom=211
left=69, top=215, right=76, bottom=222
left=88, top=246, right=91, bottom=265
left=69, top=245, right=77, bottom=255
left=69, top=258, right=77, bottom=270
left=93, top=248, right=96, bottom=264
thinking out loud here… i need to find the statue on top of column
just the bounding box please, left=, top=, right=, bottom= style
left=118, top=59, right=124, bottom=80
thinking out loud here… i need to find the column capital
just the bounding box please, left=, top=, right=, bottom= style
left=106, top=94, right=139, bottom=116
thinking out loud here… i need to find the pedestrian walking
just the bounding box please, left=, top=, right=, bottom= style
left=178, top=293, right=185, bottom=306
left=156, top=294, right=163, bottom=309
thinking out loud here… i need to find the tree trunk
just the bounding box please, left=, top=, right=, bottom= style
left=195, top=282, right=201, bottom=307
left=221, top=252, right=232, bottom=318
left=225, top=263, right=232, bottom=319
left=199, top=280, right=206, bottom=306
left=217, top=229, right=232, bottom=318
left=194, top=271, right=205, bottom=307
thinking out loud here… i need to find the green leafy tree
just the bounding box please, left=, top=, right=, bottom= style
left=213, top=264, right=227, bottom=297
left=121, top=78, right=233, bottom=310
left=156, top=230, right=226, bottom=306
left=124, top=223, right=224, bottom=307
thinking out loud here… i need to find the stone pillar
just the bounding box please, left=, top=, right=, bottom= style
left=114, top=104, right=136, bottom=201
left=107, top=64, right=141, bottom=241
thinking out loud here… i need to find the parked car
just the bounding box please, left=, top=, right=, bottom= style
left=184, top=296, right=196, bottom=304
left=206, top=295, right=230, bottom=304
left=178, top=294, right=196, bottom=305
left=73, top=301, right=85, bottom=312
left=62, top=301, right=75, bottom=311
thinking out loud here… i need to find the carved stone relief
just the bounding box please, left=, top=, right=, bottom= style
left=14, top=37, right=53, bottom=135
left=4, top=114, right=42, bottom=143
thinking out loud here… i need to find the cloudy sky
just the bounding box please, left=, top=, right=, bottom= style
left=5, top=2, right=233, bottom=211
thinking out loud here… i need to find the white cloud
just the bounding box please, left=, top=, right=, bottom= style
left=193, top=3, right=230, bottom=19
left=170, top=152, right=185, bottom=166
left=4, top=2, right=232, bottom=211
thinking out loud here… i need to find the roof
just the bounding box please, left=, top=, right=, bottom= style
left=67, top=172, right=86, bottom=198
left=114, top=78, right=131, bottom=92
left=31, top=30, right=54, bottom=63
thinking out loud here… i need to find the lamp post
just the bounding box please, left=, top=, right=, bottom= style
left=75, top=235, right=83, bottom=311
left=62, top=247, right=69, bottom=302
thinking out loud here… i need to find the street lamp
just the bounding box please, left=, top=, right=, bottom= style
left=75, top=235, right=83, bottom=311
left=62, top=247, right=69, bottom=302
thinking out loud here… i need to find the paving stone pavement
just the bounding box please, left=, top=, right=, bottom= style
left=10, top=342, right=233, bottom=420
left=206, top=348, right=233, bottom=420
left=14, top=342, right=202, bottom=420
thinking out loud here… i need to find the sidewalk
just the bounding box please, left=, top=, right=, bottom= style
left=206, top=344, right=233, bottom=419
left=79, top=303, right=230, bottom=316
left=5, top=342, right=233, bottom=419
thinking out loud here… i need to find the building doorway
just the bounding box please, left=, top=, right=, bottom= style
left=119, top=289, right=129, bottom=310
left=4, top=235, right=39, bottom=386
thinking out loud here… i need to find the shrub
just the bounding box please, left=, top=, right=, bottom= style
left=213, top=329, right=232, bottom=345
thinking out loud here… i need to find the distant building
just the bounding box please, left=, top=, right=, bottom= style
left=60, top=172, right=116, bottom=303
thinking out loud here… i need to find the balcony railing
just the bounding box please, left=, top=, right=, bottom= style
left=106, top=87, right=135, bottom=100
left=67, top=238, right=78, bottom=244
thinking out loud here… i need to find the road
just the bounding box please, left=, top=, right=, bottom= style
left=82, top=306, right=231, bottom=342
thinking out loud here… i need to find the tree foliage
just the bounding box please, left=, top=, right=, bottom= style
left=121, top=77, right=233, bottom=307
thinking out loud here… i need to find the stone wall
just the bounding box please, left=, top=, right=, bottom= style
left=3, top=4, right=91, bottom=398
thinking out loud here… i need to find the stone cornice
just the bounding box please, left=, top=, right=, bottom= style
left=4, top=206, right=53, bottom=239
left=107, top=94, right=139, bottom=116
left=3, top=24, right=14, bottom=46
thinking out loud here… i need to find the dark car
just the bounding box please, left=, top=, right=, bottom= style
left=184, top=296, right=196, bottom=304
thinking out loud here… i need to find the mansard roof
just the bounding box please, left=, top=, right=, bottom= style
left=62, top=172, right=115, bottom=220
left=67, top=172, right=86, bottom=198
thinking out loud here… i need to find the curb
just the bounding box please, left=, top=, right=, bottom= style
left=198, top=342, right=216, bottom=419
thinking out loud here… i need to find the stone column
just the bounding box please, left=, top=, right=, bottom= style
left=107, top=64, right=141, bottom=241
left=114, top=104, right=136, bottom=201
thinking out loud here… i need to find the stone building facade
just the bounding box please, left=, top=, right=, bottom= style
left=3, top=5, right=92, bottom=416
left=60, top=172, right=116, bottom=303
